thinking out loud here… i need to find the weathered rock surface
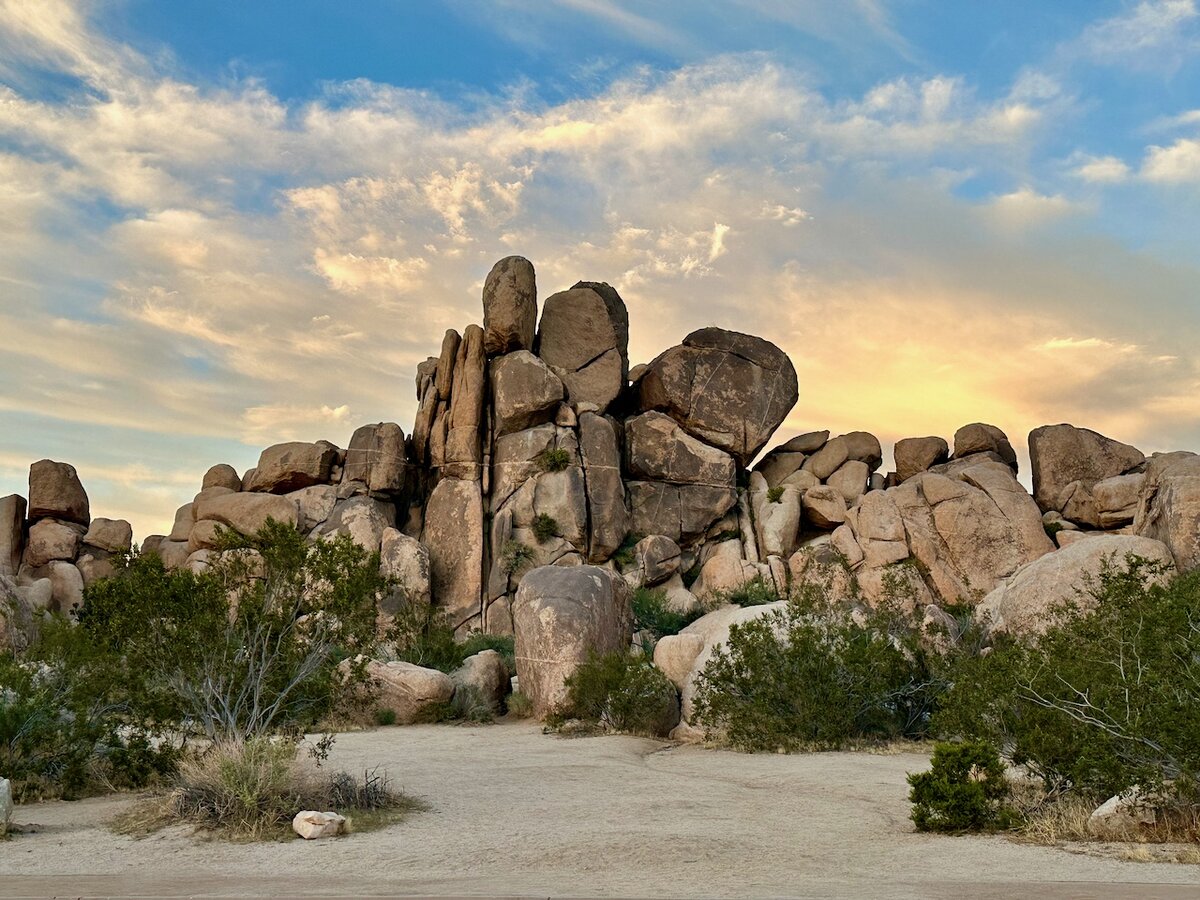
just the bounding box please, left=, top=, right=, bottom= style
left=977, top=534, right=1174, bottom=638
left=1029, top=424, right=1144, bottom=512
left=629, top=535, right=682, bottom=587
left=424, top=478, right=484, bottom=630
left=193, top=492, right=300, bottom=534
left=1133, top=451, right=1200, bottom=571
left=1093, top=473, right=1144, bottom=529
left=578, top=412, right=628, bottom=562
left=482, top=255, right=537, bottom=356
left=894, top=437, right=949, bottom=483
left=356, top=658, right=455, bottom=724
left=443, top=324, right=487, bottom=479
left=802, top=485, right=847, bottom=530
left=28, top=460, right=89, bottom=526
left=202, top=464, right=242, bottom=492
left=638, top=328, right=798, bottom=467
left=343, top=423, right=408, bottom=494
left=1, top=495, right=27, bottom=576
left=310, top=496, right=395, bottom=553
left=288, top=485, right=338, bottom=532
left=244, top=442, right=339, bottom=493
left=24, top=519, right=82, bottom=569
left=627, top=481, right=737, bottom=546
left=491, top=351, right=563, bottom=438
left=752, top=480, right=801, bottom=559
left=827, top=460, right=870, bottom=505
left=380, top=528, right=432, bottom=612
left=535, top=286, right=627, bottom=413
left=451, top=649, right=509, bottom=712
left=293, top=810, right=347, bottom=840
left=803, top=436, right=849, bottom=480
left=83, top=518, right=132, bottom=554
left=512, top=565, right=632, bottom=717
left=625, top=412, right=736, bottom=487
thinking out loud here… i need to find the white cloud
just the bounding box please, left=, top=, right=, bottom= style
left=1074, top=0, right=1199, bottom=70
left=1072, top=154, right=1132, bottom=183
left=1142, top=137, right=1200, bottom=182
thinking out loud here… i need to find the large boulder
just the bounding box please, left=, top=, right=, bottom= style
left=490, top=351, right=563, bottom=437
left=578, top=412, right=629, bottom=562
left=625, top=411, right=736, bottom=487
left=535, top=285, right=628, bottom=413
left=638, top=328, right=798, bottom=467
left=310, top=496, right=395, bottom=553
left=953, top=423, right=1017, bottom=469
left=751, top=478, right=801, bottom=559
left=627, top=481, right=737, bottom=546
left=193, top=491, right=299, bottom=534
left=343, top=423, right=408, bottom=494
left=802, top=485, right=847, bottom=530
left=894, top=437, right=949, bottom=483
left=23, top=519, right=82, bottom=569
left=243, top=441, right=339, bottom=493
left=83, top=518, right=132, bottom=555
left=802, top=437, right=848, bottom=480
left=977, top=534, right=1174, bottom=638
left=287, top=485, right=338, bottom=532
left=379, top=528, right=432, bottom=613
left=451, top=649, right=509, bottom=712
left=482, top=255, right=537, bottom=356
left=1133, top=451, right=1200, bottom=571
left=628, top=535, right=682, bottom=587
left=663, top=600, right=788, bottom=741
left=1028, top=424, right=1144, bottom=513
left=354, top=659, right=454, bottom=724
left=511, top=565, right=632, bottom=717
left=423, top=478, right=484, bottom=631
left=0, top=494, right=26, bottom=576
left=202, top=464, right=242, bottom=492
left=28, top=460, right=89, bottom=526
left=1093, top=473, right=1145, bottom=529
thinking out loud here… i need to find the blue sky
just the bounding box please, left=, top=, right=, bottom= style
left=1, top=0, right=1199, bottom=538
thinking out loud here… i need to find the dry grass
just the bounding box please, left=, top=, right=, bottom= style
left=505, top=691, right=534, bottom=719
left=113, top=738, right=422, bottom=842
left=1008, top=779, right=1200, bottom=864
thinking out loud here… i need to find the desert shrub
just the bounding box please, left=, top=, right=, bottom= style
left=506, top=691, right=534, bottom=718
left=374, top=708, right=397, bottom=727
left=532, top=513, right=559, bottom=544
left=632, top=587, right=707, bottom=639
left=693, top=593, right=946, bottom=752
left=78, top=521, right=386, bottom=743
left=535, top=448, right=572, bottom=472
left=908, top=741, right=1014, bottom=833
left=116, top=737, right=417, bottom=840
left=388, top=603, right=515, bottom=675
left=558, top=651, right=679, bottom=736
left=459, top=632, right=516, bottom=674
left=766, top=486, right=784, bottom=504
left=450, top=685, right=495, bottom=724
left=500, top=540, right=536, bottom=576
left=935, top=556, right=1200, bottom=801
left=716, top=576, right=784, bottom=607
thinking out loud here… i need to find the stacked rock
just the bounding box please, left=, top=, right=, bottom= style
left=1, top=460, right=132, bottom=620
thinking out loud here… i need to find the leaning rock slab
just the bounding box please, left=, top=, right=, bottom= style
left=512, top=565, right=632, bottom=717
left=423, top=478, right=484, bottom=631
left=0, top=495, right=26, bottom=576
left=83, top=518, right=132, bottom=555
left=1029, top=424, right=1144, bottom=513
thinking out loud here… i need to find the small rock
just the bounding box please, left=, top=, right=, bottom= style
left=292, top=810, right=347, bottom=840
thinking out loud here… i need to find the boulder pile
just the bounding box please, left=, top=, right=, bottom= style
left=3, top=255, right=1198, bottom=712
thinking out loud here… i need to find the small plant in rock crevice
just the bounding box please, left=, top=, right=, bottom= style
left=766, top=486, right=785, bottom=504
left=536, top=448, right=572, bottom=472
left=532, top=514, right=559, bottom=544
left=499, top=541, right=536, bottom=577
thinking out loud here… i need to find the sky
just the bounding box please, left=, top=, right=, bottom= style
left=1, top=0, right=1199, bottom=540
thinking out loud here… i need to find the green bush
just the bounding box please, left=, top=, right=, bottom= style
left=611, top=532, right=644, bottom=570
left=78, top=521, right=386, bottom=743
left=766, top=486, right=784, bottom=504
left=374, top=708, right=397, bottom=727
left=499, top=540, right=535, bottom=576
left=692, top=594, right=946, bottom=751
left=536, top=448, right=572, bottom=472
left=632, top=587, right=706, bottom=639
left=558, top=651, right=679, bottom=736
left=716, top=576, right=783, bottom=607
left=936, top=555, right=1200, bottom=801
left=532, top=514, right=559, bottom=544
left=388, top=605, right=515, bottom=676
left=908, top=741, right=1014, bottom=833
left=506, top=691, right=534, bottom=718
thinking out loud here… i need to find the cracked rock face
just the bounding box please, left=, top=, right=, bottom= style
left=637, top=327, right=798, bottom=468
left=535, top=285, right=629, bottom=414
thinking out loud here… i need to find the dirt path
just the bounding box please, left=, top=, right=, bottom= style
left=3, top=722, right=1198, bottom=899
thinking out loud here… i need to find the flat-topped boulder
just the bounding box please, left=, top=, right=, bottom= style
left=243, top=441, right=339, bottom=493
left=28, top=460, right=89, bottom=526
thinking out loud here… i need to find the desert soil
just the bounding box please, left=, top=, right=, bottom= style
left=2, top=721, right=1198, bottom=899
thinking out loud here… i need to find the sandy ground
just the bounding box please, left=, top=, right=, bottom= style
left=2, top=722, right=1198, bottom=899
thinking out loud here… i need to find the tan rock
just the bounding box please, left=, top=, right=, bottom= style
left=802, top=436, right=849, bottom=480
left=827, top=460, right=870, bottom=505
left=292, top=810, right=347, bottom=840
left=894, top=436, right=949, bottom=483
left=451, top=649, right=509, bottom=712
left=490, top=351, right=563, bottom=437
left=1093, top=473, right=1145, bottom=529
left=802, top=485, right=847, bottom=530
left=83, top=518, right=132, bottom=554
left=343, top=423, right=408, bottom=494
left=482, top=255, right=537, bottom=356
left=424, top=478, right=484, bottom=631
left=310, top=496, right=396, bottom=554
left=24, top=519, right=82, bottom=568
left=202, top=464, right=242, bottom=492
left=354, top=658, right=454, bottom=724
left=380, top=528, right=431, bottom=613
left=625, top=411, right=736, bottom=486
left=1, top=495, right=27, bottom=576
left=1133, top=451, right=1200, bottom=570
left=244, top=442, right=338, bottom=493
left=193, top=492, right=299, bottom=535
left=579, top=412, right=629, bottom=562
left=1029, top=424, right=1144, bottom=512
left=536, top=286, right=627, bottom=413
left=28, top=460, right=89, bottom=526
left=953, top=423, right=1017, bottom=469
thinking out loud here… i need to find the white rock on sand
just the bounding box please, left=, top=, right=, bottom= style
left=292, top=810, right=346, bottom=840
